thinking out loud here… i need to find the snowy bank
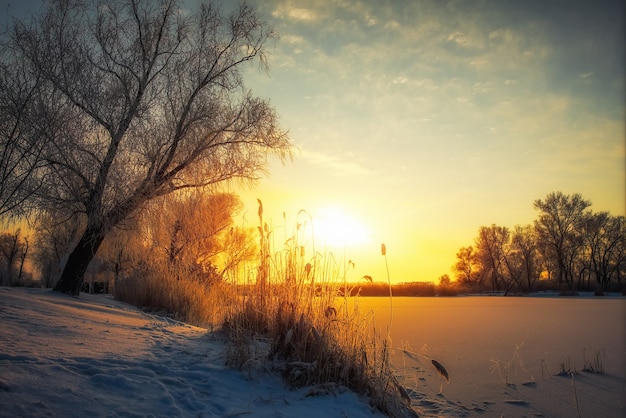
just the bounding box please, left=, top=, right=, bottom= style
left=0, top=288, right=385, bottom=418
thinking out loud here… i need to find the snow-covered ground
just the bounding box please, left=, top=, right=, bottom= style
left=2, top=288, right=624, bottom=418
left=0, top=288, right=386, bottom=418
left=361, top=295, right=626, bottom=417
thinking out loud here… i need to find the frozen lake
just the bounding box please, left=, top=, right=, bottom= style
left=355, top=295, right=626, bottom=416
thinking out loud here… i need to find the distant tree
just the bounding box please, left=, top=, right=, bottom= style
left=615, top=231, right=626, bottom=290
left=453, top=246, right=479, bottom=286
left=507, top=225, right=541, bottom=292
left=534, top=237, right=556, bottom=282
left=582, top=212, right=626, bottom=292
left=533, top=192, right=591, bottom=289
left=3, top=0, right=291, bottom=295
left=438, top=274, right=450, bottom=286
left=501, top=247, right=524, bottom=293
left=475, top=224, right=511, bottom=292
left=438, top=274, right=451, bottom=287
left=0, top=228, right=28, bottom=286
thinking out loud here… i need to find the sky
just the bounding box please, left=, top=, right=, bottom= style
left=235, top=0, right=625, bottom=283
left=2, top=0, right=624, bottom=283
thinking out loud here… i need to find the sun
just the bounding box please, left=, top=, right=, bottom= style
left=312, top=205, right=371, bottom=248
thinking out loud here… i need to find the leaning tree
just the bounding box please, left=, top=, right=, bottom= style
left=2, top=0, right=291, bottom=295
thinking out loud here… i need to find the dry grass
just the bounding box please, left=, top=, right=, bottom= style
left=490, top=343, right=530, bottom=386
left=114, top=201, right=433, bottom=416
left=223, top=276, right=415, bottom=416
left=221, top=202, right=417, bottom=416
left=113, top=263, right=235, bottom=330
left=582, top=348, right=605, bottom=374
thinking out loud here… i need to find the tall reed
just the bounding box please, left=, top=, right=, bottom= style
left=222, top=201, right=416, bottom=417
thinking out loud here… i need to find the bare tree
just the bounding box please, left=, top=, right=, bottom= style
left=583, top=212, right=626, bottom=292
left=4, top=0, right=291, bottom=295
left=141, top=191, right=250, bottom=282
left=0, top=228, right=28, bottom=286
left=0, top=43, right=50, bottom=219
left=97, top=217, right=144, bottom=286
left=533, top=192, right=591, bottom=289
left=95, top=190, right=255, bottom=293
left=508, top=225, right=541, bottom=292
left=452, top=246, right=479, bottom=286
left=616, top=229, right=626, bottom=289
left=216, top=224, right=257, bottom=281
left=475, top=224, right=510, bottom=292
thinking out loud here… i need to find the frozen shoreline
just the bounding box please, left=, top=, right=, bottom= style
left=0, top=288, right=385, bottom=418
left=1, top=287, right=624, bottom=417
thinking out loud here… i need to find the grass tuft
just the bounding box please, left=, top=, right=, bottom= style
left=222, top=202, right=419, bottom=416
left=582, top=348, right=605, bottom=374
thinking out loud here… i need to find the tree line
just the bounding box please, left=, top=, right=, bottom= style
left=450, top=191, right=625, bottom=294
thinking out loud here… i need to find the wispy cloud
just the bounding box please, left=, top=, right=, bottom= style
left=286, top=8, right=317, bottom=21
left=256, top=0, right=624, bottom=214
left=299, top=149, right=372, bottom=178
left=270, top=1, right=319, bottom=22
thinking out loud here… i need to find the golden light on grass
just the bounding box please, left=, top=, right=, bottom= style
left=112, top=198, right=452, bottom=416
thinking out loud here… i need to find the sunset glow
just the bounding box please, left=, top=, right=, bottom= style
left=312, top=206, right=371, bottom=248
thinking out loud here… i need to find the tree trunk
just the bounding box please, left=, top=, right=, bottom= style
left=53, top=228, right=106, bottom=296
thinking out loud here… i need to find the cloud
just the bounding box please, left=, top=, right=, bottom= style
left=281, top=34, right=305, bottom=45
left=300, top=149, right=371, bottom=177
left=287, top=8, right=317, bottom=21
left=384, top=19, right=401, bottom=30
left=447, top=31, right=470, bottom=46
left=259, top=0, right=623, bottom=197
left=271, top=2, right=318, bottom=22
